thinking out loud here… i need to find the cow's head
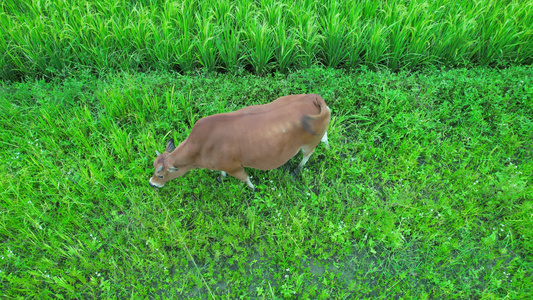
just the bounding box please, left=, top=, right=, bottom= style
left=149, top=139, right=181, bottom=188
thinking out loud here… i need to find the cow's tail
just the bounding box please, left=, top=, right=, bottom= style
left=302, top=94, right=331, bottom=136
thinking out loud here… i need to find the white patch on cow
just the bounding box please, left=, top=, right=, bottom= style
left=149, top=177, right=164, bottom=188
left=321, top=131, right=329, bottom=149
left=283, top=128, right=286, bottom=133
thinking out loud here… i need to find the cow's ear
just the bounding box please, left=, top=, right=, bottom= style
left=166, top=139, right=176, bottom=152
left=169, top=167, right=179, bottom=172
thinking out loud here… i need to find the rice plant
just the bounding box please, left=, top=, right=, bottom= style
left=319, top=0, right=349, bottom=68
left=245, top=16, right=275, bottom=75
left=271, top=8, right=299, bottom=73
left=174, top=1, right=197, bottom=72
left=195, top=12, right=218, bottom=72
left=295, top=10, right=321, bottom=68
left=213, top=0, right=243, bottom=73
left=0, top=0, right=532, bottom=79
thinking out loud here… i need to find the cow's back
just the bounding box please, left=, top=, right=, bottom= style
left=187, top=94, right=328, bottom=171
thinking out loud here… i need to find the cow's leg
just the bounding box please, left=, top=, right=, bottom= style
left=292, top=146, right=315, bottom=175
left=227, top=167, right=255, bottom=191
left=217, top=171, right=227, bottom=183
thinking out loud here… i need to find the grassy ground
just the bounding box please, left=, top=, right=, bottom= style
left=1, top=0, right=532, bottom=80
left=1, top=66, right=532, bottom=298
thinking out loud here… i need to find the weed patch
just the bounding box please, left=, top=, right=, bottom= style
left=0, top=66, right=532, bottom=298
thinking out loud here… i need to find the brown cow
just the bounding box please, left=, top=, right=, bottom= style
left=149, top=94, right=330, bottom=190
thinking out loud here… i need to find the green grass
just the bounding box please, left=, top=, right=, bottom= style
left=1, top=66, right=532, bottom=298
left=1, top=0, right=533, bottom=80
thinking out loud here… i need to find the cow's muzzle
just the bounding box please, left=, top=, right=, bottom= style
left=149, top=178, right=163, bottom=189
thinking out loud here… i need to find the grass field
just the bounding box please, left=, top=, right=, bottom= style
left=1, top=0, right=533, bottom=80
left=1, top=66, right=532, bottom=298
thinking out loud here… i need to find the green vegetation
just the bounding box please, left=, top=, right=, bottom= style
left=1, top=0, right=532, bottom=297
left=1, top=0, right=532, bottom=80
left=1, top=66, right=532, bottom=298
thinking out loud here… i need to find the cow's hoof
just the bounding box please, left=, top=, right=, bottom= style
left=290, top=168, right=301, bottom=178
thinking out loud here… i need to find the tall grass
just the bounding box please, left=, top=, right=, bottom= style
left=1, top=0, right=532, bottom=79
